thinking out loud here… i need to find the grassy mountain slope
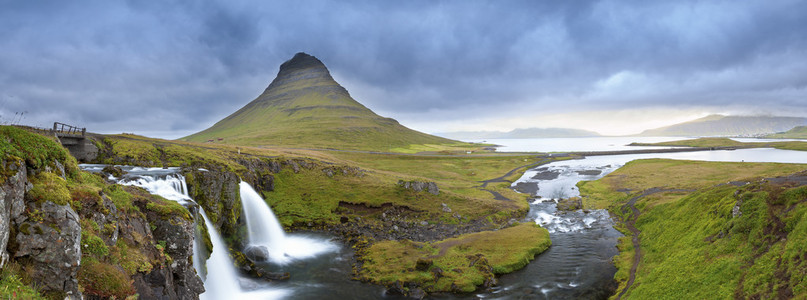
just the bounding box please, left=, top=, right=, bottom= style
left=639, top=115, right=807, bottom=137
left=182, top=53, right=456, bottom=151
left=765, top=126, right=807, bottom=139
left=578, top=159, right=807, bottom=299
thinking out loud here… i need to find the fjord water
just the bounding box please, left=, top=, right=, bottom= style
left=470, top=136, right=686, bottom=152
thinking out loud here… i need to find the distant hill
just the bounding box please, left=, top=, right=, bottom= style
left=764, top=126, right=807, bottom=139
left=182, top=52, right=454, bottom=150
left=437, top=128, right=601, bottom=140
left=638, top=115, right=807, bottom=137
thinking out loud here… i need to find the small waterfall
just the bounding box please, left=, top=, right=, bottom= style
left=239, top=181, right=338, bottom=264
left=240, top=182, right=287, bottom=261
left=197, top=210, right=243, bottom=300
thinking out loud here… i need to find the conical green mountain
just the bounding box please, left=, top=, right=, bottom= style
left=183, top=52, right=454, bottom=150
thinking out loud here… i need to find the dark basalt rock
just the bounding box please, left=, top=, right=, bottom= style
left=244, top=245, right=270, bottom=262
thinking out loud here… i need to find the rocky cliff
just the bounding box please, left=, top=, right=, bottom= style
left=0, top=126, right=203, bottom=299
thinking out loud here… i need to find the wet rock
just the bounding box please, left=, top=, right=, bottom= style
left=513, top=182, right=539, bottom=195
left=244, top=245, right=270, bottom=262
left=556, top=197, right=583, bottom=211
left=14, top=201, right=82, bottom=298
left=101, top=165, right=124, bottom=179
left=386, top=280, right=406, bottom=295
left=144, top=206, right=205, bottom=299
left=531, top=169, right=560, bottom=180
left=182, top=165, right=242, bottom=239
left=575, top=169, right=602, bottom=176
left=409, top=287, right=426, bottom=299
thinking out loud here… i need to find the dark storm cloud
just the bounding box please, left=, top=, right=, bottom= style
left=1, top=0, right=806, bottom=137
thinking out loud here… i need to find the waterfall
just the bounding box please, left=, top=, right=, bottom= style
left=110, top=170, right=289, bottom=299
left=239, top=182, right=287, bottom=261
left=197, top=210, right=243, bottom=300
left=239, top=181, right=338, bottom=264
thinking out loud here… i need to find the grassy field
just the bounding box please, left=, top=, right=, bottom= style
left=631, top=137, right=807, bottom=151
left=578, top=159, right=807, bottom=209
left=359, top=223, right=551, bottom=293
left=578, top=158, right=807, bottom=299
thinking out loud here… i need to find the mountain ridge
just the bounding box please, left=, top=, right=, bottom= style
left=637, top=114, right=807, bottom=137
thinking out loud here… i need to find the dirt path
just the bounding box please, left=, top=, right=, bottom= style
left=473, top=157, right=552, bottom=201
left=616, top=188, right=694, bottom=300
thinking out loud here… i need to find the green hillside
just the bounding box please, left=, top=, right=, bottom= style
left=639, top=114, right=807, bottom=137
left=765, top=126, right=807, bottom=139
left=578, top=159, right=807, bottom=299
left=182, top=52, right=457, bottom=151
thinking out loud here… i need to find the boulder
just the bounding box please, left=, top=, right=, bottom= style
left=244, top=245, right=270, bottom=262
left=398, top=180, right=440, bottom=195
left=14, top=200, right=82, bottom=298
left=556, top=197, right=583, bottom=211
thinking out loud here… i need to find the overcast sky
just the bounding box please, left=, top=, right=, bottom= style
left=2, top=0, right=806, bottom=137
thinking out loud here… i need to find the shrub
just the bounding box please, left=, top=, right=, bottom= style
left=78, top=260, right=135, bottom=299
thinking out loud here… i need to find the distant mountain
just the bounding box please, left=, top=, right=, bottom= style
left=437, top=127, right=601, bottom=140
left=182, top=52, right=454, bottom=150
left=764, top=126, right=807, bottom=139
left=638, top=115, right=807, bottom=137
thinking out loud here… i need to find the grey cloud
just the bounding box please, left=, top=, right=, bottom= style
left=1, top=0, right=806, bottom=138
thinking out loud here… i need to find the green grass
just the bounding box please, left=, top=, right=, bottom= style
left=578, top=158, right=807, bottom=299
left=578, top=159, right=807, bottom=209
left=632, top=137, right=807, bottom=151
left=615, top=182, right=807, bottom=299
left=359, top=223, right=551, bottom=293
left=0, top=125, right=78, bottom=178
left=0, top=262, right=45, bottom=300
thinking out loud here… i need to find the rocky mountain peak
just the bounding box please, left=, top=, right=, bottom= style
left=278, top=52, right=328, bottom=74
left=263, top=52, right=338, bottom=93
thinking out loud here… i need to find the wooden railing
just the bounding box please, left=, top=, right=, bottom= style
left=52, top=122, right=86, bottom=137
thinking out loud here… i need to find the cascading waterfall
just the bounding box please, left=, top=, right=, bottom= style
left=239, top=181, right=337, bottom=264
left=103, top=168, right=288, bottom=299
left=240, top=182, right=286, bottom=253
